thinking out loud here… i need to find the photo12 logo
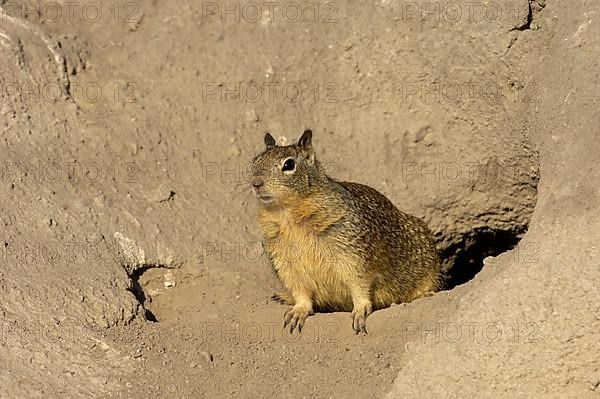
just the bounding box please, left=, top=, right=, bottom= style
left=400, top=160, right=525, bottom=184
left=0, top=160, right=139, bottom=185
left=398, top=1, right=530, bottom=25
left=1, top=240, right=105, bottom=265
left=201, top=81, right=338, bottom=104
left=200, top=1, right=340, bottom=24
left=0, top=1, right=142, bottom=24
left=0, top=81, right=139, bottom=105
left=199, top=161, right=340, bottom=183
left=399, top=79, right=539, bottom=105
left=402, top=321, right=540, bottom=344
left=199, top=320, right=339, bottom=344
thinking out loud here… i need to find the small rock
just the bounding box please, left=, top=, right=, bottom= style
left=164, top=280, right=175, bottom=288
left=147, top=185, right=176, bottom=203
left=244, top=109, right=259, bottom=123
left=413, top=125, right=430, bottom=143
left=164, top=271, right=176, bottom=288
left=423, top=132, right=434, bottom=146
left=265, top=66, right=274, bottom=78
left=200, top=351, right=213, bottom=365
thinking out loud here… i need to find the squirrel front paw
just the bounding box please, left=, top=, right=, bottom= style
left=283, top=303, right=313, bottom=333
left=271, top=292, right=295, bottom=305
left=351, top=302, right=373, bottom=334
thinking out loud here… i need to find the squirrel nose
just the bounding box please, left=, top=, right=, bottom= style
left=251, top=177, right=264, bottom=189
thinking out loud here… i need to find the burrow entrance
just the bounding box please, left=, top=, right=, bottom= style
left=127, top=265, right=172, bottom=323
left=437, top=226, right=529, bottom=290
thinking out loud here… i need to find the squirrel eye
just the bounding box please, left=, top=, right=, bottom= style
left=282, top=158, right=296, bottom=172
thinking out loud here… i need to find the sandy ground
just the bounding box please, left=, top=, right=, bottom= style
left=0, top=0, right=598, bottom=398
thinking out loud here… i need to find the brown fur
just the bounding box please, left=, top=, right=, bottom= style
left=251, top=130, right=441, bottom=333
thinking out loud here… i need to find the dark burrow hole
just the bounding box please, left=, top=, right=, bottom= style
left=128, top=266, right=159, bottom=322
left=438, top=226, right=528, bottom=290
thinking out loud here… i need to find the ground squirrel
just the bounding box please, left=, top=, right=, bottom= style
left=250, top=129, right=441, bottom=334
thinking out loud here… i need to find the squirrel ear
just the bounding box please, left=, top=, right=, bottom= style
left=298, top=129, right=313, bottom=150
left=298, top=129, right=315, bottom=163
left=264, top=132, right=276, bottom=148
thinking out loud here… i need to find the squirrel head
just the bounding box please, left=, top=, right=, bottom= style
left=250, top=129, right=326, bottom=207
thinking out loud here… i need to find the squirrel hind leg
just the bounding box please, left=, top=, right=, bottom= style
left=271, top=292, right=295, bottom=305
